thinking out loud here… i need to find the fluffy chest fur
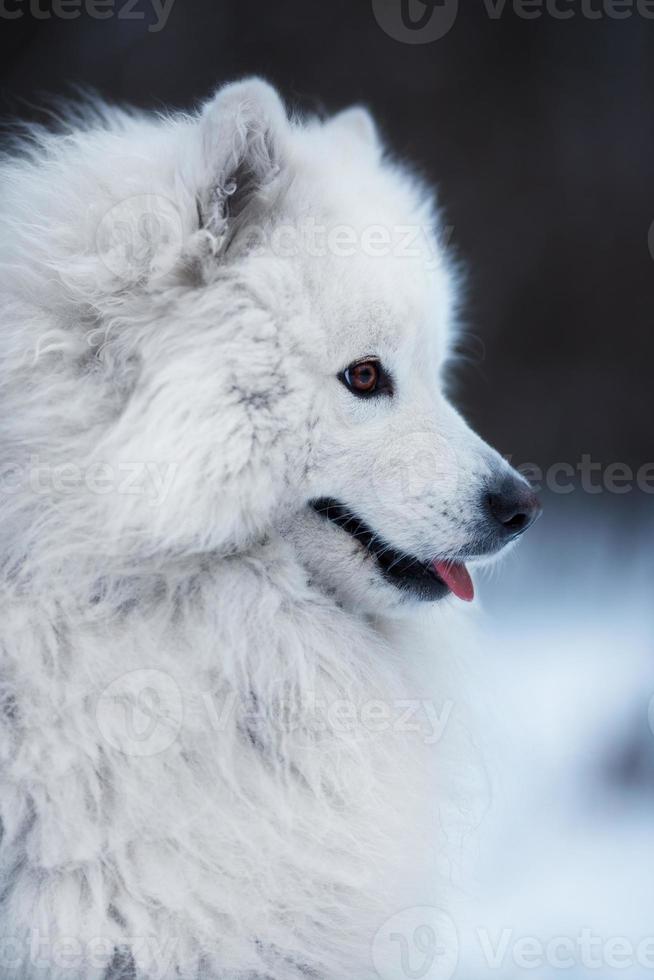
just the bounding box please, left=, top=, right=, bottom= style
left=0, top=539, right=464, bottom=979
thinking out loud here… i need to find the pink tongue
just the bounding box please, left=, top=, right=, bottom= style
left=432, top=560, right=475, bottom=602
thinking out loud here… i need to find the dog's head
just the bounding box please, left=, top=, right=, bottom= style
left=179, top=79, right=540, bottom=611
left=1, top=79, right=539, bottom=606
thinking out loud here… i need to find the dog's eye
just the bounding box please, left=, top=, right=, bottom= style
left=340, top=360, right=392, bottom=398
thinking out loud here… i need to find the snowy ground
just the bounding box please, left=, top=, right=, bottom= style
left=456, top=495, right=654, bottom=979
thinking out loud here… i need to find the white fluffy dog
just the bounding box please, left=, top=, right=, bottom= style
left=0, top=80, right=540, bottom=979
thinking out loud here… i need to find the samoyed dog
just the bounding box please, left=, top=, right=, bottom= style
left=0, top=79, right=540, bottom=979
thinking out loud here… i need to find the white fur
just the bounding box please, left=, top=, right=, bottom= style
left=0, top=80, right=520, bottom=979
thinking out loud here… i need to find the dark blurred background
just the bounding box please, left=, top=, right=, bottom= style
left=2, top=4, right=653, bottom=973
left=2, top=0, right=653, bottom=474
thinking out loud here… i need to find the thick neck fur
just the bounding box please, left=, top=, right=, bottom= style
left=0, top=535, right=467, bottom=979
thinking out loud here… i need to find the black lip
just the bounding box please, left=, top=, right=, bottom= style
left=310, top=497, right=450, bottom=602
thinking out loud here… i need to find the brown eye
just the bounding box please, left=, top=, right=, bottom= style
left=340, top=359, right=393, bottom=398
left=347, top=361, right=378, bottom=393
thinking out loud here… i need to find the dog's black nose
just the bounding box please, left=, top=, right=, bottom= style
left=485, top=475, right=542, bottom=539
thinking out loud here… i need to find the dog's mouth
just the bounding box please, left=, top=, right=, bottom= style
left=310, top=498, right=474, bottom=603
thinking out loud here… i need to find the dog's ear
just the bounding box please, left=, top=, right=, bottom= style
left=196, top=78, right=290, bottom=244
left=325, top=106, right=380, bottom=156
